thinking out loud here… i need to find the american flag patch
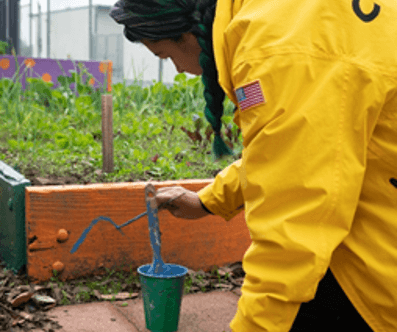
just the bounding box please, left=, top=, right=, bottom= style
left=235, top=80, right=265, bottom=111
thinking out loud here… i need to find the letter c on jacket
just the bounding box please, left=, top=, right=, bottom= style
left=352, top=0, right=381, bottom=22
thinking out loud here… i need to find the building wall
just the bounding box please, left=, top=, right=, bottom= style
left=94, top=7, right=124, bottom=80
left=50, top=7, right=89, bottom=60
left=28, top=5, right=194, bottom=85
left=123, top=40, right=160, bottom=83
left=19, top=4, right=31, bottom=56
left=31, top=6, right=89, bottom=60
left=96, top=6, right=121, bottom=36
left=122, top=35, right=194, bottom=84
left=31, top=11, right=47, bottom=58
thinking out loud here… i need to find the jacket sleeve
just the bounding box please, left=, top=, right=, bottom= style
left=228, top=52, right=382, bottom=332
left=197, top=158, right=245, bottom=221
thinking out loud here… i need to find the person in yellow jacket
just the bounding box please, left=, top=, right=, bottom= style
left=110, top=0, right=397, bottom=330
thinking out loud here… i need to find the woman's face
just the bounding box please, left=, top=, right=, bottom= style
left=142, top=32, right=203, bottom=75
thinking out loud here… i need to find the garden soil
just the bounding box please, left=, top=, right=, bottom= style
left=22, top=166, right=223, bottom=186
left=0, top=259, right=245, bottom=331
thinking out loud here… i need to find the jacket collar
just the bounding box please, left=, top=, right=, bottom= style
left=213, top=0, right=237, bottom=105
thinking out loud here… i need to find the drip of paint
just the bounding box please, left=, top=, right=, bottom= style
left=145, top=187, right=171, bottom=276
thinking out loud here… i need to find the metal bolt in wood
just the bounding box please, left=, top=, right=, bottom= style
left=57, top=229, right=69, bottom=242
left=52, top=261, right=65, bottom=274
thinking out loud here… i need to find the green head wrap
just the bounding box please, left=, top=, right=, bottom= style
left=110, top=0, right=234, bottom=160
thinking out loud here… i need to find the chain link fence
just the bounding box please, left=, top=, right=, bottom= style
left=2, top=1, right=175, bottom=85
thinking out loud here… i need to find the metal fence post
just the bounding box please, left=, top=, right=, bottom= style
left=89, top=0, right=93, bottom=60
left=5, top=0, right=9, bottom=43
left=47, top=0, right=50, bottom=58
left=159, top=59, right=163, bottom=82
left=38, top=3, right=42, bottom=57
left=30, top=0, right=32, bottom=56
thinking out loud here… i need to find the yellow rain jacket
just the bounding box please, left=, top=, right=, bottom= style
left=197, top=0, right=397, bottom=331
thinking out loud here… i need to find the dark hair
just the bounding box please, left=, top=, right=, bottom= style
left=110, top=0, right=234, bottom=160
left=129, top=35, right=183, bottom=44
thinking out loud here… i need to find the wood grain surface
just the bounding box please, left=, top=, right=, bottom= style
left=25, top=180, right=250, bottom=283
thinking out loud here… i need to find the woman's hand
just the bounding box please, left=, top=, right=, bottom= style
left=155, top=186, right=210, bottom=219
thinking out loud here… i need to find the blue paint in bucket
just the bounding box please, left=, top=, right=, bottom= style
left=138, top=263, right=188, bottom=279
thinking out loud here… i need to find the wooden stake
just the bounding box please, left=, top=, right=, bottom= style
left=107, top=61, right=113, bottom=93
left=101, top=94, right=114, bottom=173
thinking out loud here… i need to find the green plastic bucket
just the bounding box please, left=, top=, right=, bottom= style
left=138, top=263, right=188, bottom=332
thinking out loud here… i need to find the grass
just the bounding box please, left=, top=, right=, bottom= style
left=0, top=55, right=243, bottom=184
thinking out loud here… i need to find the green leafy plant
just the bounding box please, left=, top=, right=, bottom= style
left=61, top=290, right=71, bottom=305
left=0, top=68, right=243, bottom=184
left=0, top=41, right=9, bottom=54
left=184, top=275, right=193, bottom=294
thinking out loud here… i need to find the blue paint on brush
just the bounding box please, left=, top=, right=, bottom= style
left=145, top=196, right=170, bottom=276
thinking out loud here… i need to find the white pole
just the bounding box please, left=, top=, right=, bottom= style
left=5, top=0, right=9, bottom=44
left=30, top=0, right=32, bottom=56
left=47, top=0, right=50, bottom=58
left=17, top=0, right=19, bottom=55
left=89, top=0, right=93, bottom=60
left=159, top=59, right=163, bottom=82
left=38, top=3, right=42, bottom=57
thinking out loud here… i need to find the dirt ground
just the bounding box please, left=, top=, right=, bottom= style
left=0, top=260, right=244, bottom=331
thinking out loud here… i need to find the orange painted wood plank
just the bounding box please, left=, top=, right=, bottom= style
left=25, top=180, right=250, bottom=283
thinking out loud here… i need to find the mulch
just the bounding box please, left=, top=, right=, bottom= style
left=0, top=261, right=245, bottom=332
left=20, top=167, right=223, bottom=187
left=0, top=264, right=62, bottom=332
